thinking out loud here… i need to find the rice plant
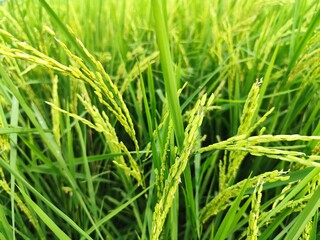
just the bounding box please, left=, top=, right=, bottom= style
left=0, top=0, right=319, bottom=239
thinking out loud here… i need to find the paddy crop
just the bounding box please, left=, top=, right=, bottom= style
left=0, top=0, right=319, bottom=239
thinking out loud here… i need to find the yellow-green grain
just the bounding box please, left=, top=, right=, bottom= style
left=246, top=179, right=263, bottom=240
left=151, top=94, right=214, bottom=239
left=51, top=75, right=61, bottom=147
left=0, top=179, right=38, bottom=229
left=200, top=170, right=289, bottom=223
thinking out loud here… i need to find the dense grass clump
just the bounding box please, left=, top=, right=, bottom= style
left=0, top=0, right=320, bottom=239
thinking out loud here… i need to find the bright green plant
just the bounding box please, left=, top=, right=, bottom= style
left=0, top=0, right=319, bottom=239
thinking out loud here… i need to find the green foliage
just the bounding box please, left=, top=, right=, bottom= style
left=0, top=0, right=319, bottom=239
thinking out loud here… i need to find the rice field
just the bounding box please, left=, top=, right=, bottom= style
left=0, top=0, right=320, bottom=239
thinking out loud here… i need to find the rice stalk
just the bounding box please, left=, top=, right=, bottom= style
left=0, top=100, right=38, bottom=231
left=0, top=26, right=139, bottom=152
left=151, top=93, right=214, bottom=240
left=246, top=179, right=264, bottom=240
left=200, top=170, right=289, bottom=223
left=220, top=79, right=263, bottom=188
left=51, top=75, right=61, bottom=147
left=0, top=26, right=144, bottom=185
left=155, top=119, right=174, bottom=198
